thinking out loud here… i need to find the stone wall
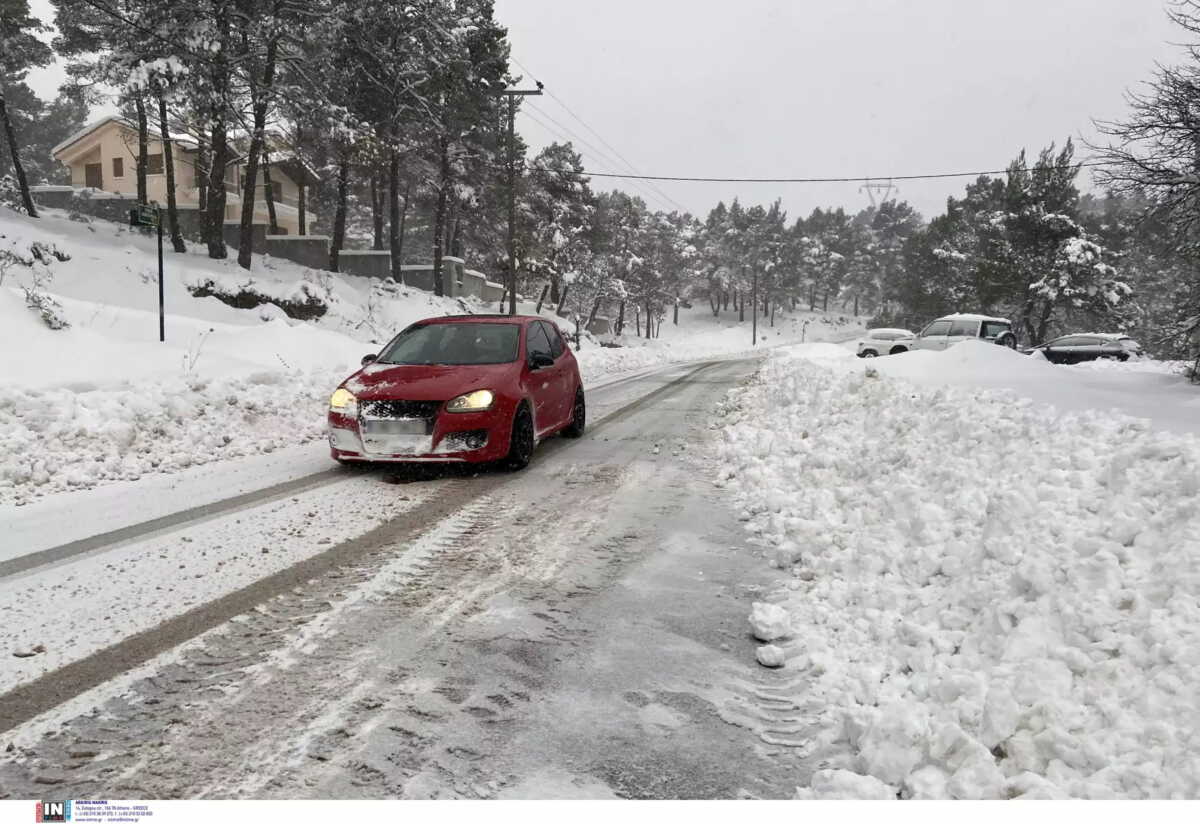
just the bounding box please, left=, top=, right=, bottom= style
left=337, top=250, right=393, bottom=280
left=31, top=186, right=532, bottom=310
left=267, top=235, right=331, bottom=270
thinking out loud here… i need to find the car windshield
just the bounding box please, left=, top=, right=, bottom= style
left=377, top=323, right=520, bottom=365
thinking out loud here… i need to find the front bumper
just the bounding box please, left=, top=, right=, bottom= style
left=327, top=407, right=511, bottom=463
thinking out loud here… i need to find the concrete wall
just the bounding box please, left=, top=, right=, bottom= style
left=267, top=235, right=330, bottom=270
left=337, top=250, right=392, bottom=279
left=461, top=270, right=486, bottom=298
left=482, top=280, right=506, bottom=304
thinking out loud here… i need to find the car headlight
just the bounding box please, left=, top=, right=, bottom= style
left=330, top=388, right=357, bottom=413
left=446, top=389, right=495, bottom=413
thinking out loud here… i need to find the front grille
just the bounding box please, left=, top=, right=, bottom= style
left=360, top=399, right=443, bottom=420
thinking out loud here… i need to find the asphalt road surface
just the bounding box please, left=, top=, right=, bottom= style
left=0, top=356, right=820, bottom=799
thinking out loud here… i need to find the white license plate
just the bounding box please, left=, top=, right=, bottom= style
left=362, top=418, right=427, bottom=435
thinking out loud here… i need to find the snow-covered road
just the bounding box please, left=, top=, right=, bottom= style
left=0, top=354, right=812, bottom=799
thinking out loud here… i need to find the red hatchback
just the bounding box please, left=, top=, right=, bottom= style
left=328, top=315, right=585, bottom=469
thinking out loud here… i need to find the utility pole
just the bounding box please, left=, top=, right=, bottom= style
left=497, top=85, right=543, bottom=315
left=752, top=266, right=758, bottom=347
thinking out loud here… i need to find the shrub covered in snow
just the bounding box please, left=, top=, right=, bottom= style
left=183, top=272, right=331, bottom=320
left=718, top=350, right=1200, bottom=799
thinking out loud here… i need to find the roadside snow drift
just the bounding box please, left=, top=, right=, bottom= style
left=718, top=344, right=1200, bottom=799
left=0, top=207, right=862, bottom=504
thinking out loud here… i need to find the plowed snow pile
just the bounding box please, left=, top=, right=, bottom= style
left=717, top=343, right=1200, bottom=799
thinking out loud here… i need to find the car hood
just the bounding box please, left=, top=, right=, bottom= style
left=343, top=361, right=519, bottom=401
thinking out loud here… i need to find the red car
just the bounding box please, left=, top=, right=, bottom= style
left=328, top=315, right=585, bottom=469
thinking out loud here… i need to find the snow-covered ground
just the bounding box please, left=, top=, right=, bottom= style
left=719, top=341, right=1200, bottom=799
left=0, top=207, right=860, bottom=505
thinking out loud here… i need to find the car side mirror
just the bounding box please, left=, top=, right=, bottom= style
left=529, top=352, right=554, bottom=370
left=361, top=353, right=378, bottom=366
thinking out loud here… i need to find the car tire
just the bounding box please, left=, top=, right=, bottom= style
left=860, top=350, right=878, bottom=358
left=996, top=333, right=1017, bottom=349
left=562, top=387, right=586, bottom=438
left=504, top=403, right=535, bottom=470
left=889, top=346, right=908, bottom=355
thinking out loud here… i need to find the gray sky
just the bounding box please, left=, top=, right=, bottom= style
left=496, top=0, right=1182, bottom=220
left=26, top=0, right=1184, bottom=221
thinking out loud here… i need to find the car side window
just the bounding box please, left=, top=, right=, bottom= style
left=949, top=320, right=979, bottom=337
left=527, top=323, right=553, bottom=361
left=921, top=320, right=951, bottom=337
left=541, top=321, right=565, bottom=358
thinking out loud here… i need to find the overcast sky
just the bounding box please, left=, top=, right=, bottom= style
left=26, top=0, right=1185, bottom=222
left=495, top=0, right=1183, bottom=220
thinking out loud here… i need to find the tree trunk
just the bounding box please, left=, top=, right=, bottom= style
left=328, top=156, right=349, bottom=272
left=134, top=93, right=148, bottom=204
left=205, top=118, right=229, bottom=258
left=634, top=307, right=641, bottom=337
left=431, top=138, right=450, bottom=297
left=388, top=147, right=402, bottom=280
left=535, top=284, right=549, bottom=314
left=709, top=291, right=719, bottom=316
left=646, top=301, right=652, bottom=339
left=738, top=291, right=745, bottom=323
left=808, top=284, right=816, bottom=310
left=854, top=293, right=859, bottom=316
left=294, top=125, right=304, bottom=234
left=771, top=301, right=776, bottom=327
left=823, top=291, right=829, bottom=312
left=196, top=138, right=208, bottom=213
left=298, top=181, right=306, bottom=235
left=204, top=6, right=230, bottom=259
left=556, top=283, right=571, bottom=317
left=616, top=300, right=626, bottom=335
left=550, top=273, right=561, bottom=305
left=156, top=94, right=186, bottom=252
left=371, top=170, right=384, bottom=250
left=674, top=298, right=679, bottom=325
left=0, top=87, right=37, bottom=217
left=236, top=35, right=278, bottom=270
left=262, top=150, right=279, bottom=235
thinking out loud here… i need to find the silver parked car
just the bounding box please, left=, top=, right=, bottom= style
left=855, top=328, right=915, bottom=358
left=1024, top=333, right=1141, bottom=364
left=909, top=313, right=1018, bottom=351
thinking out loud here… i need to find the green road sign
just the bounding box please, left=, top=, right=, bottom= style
left=129, top=204, right=160, bottom=228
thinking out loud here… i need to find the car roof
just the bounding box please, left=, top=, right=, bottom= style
left=934, top=313, right=1011, bottom=324
left=418, top=314, right=539, bottom=325
left=866, top=328, right=913, bottom=335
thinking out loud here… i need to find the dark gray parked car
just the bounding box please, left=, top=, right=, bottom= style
left=1024, top=333, right=1141, bottom=364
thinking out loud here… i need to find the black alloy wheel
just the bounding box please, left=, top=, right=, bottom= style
left=563, top=388, right=586, bottom=438
left=505, top=403, right=535, bottom=470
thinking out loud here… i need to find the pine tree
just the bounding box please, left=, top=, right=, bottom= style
left=0, top=0, right=52, bottom=217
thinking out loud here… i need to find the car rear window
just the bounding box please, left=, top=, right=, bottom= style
left=980, top=321, right=1010, bottom=339
left=377, top=323, right=520, bottom=365
left=949, top=320, right=980, bottom=337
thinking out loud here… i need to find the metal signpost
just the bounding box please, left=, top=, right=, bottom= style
left=130, top=204, right=164, bottom=342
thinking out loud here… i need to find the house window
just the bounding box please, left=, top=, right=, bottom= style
left=112, top=157, right=124, bottom=178
left=146, top=153, right=164, bottom=175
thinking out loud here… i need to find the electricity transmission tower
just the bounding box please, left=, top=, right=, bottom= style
left=860, top=178, right=898, bottom=208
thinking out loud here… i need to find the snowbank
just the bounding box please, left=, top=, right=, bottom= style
left=717, top=346, right=1200, bottom=799
left=0, top=208, right=863, bottom=503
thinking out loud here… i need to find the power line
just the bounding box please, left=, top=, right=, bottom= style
left=517, top=104, right=683, bottom=213
left=512, top=56, right=691, bottom=212
left=565, top=161, right=1114, bottom=184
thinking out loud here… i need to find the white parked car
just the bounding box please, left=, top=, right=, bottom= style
left=909, top=313, right=1017, bottom=351
left=855, top=328, right=915, bottom=358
